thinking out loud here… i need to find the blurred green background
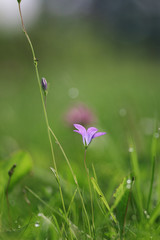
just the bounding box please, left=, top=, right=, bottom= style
left=0, top=0, right=160, bottom=198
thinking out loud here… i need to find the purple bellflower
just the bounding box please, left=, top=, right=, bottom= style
left=74, top=124, right=106, bottom=147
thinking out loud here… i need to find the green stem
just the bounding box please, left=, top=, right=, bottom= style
left=147, top=156, right=156, bottom=212
left=18, top=3, right=91, bottom=237
left=123, top=187, right=132, bottom=236
left=44, top=95, right=47, bottom=110
left=6, top=164, right=16, bottom=228
left=18, top=0, right=67, bottom=221
left=129, top=138, right=143, bottom=221
left=84, top=148, right=95, bottom=236
left=6, top=176, right=12, bottom=228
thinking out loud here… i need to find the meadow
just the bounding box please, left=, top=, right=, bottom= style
left=0, top=1, right=160, bottom=239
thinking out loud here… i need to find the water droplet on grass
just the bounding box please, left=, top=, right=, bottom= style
left=127, top=179, right=131, bottom=184
left=126, top=184, right=131, bottom=189
left=128, top=147, right=134, bottom=152
left=38, top=213, right=43, bottom=217
left=35, top=222, right=40, bottom=227
left=144, top=210, right=150, bottom=219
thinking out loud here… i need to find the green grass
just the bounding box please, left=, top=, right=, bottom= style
left=0, top=12, right=160, bottom=239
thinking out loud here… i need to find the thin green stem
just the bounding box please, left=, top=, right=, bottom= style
left=147, top=156, right=156, bottom=212
left=6, top=176, right=12, bottom=228
left=18, top=3, right=91, bottom=237
left=61, top=189, right=78, bottom=237
left=44, top=95, right=47, bottom=110
left=84, top=149, right=95, bottom=236
left=18, top=0, right=67, bottom=223
left=129, top=138, right=143, bottom=221
left=49, top=127, right=91, bottom=236
left=6, top=164, right=16, bottom=228
left=123, top=188, right=132, bottom=236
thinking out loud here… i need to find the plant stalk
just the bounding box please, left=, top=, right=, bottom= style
left=84, top=148, right=95, bottom=236
left=18, top=0, right=67, bottom=223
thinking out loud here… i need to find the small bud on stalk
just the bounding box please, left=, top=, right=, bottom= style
left=41, top=77, right=48, bottom=95
left=41, top=77, right=48, bottom=108
left=8, top=164, right=16, bottom=177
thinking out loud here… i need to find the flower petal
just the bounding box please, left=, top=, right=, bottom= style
left=73, top=124, right=87, bottom=145
left=92, top=132, right=106, bottom=139
left=74, top=124, right=86, bottom=134
left=86, top=127, right=98, bottom=145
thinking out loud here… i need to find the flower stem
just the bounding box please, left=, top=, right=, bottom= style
left=44, top=95, right=47, bottom=110
left=18, top=0, right=67, bottom=221
left=18, top=3, right=91, bottom=237
left=84, top=148, right=95, bottom=236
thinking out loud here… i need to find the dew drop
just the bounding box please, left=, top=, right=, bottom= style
left=38, top=213, right=43, bottom=217
left=35, top=222, right=40, bottom=227
left=128, top=147, right=134, bottom=153
left=126, top=184, right=131, bottom=189
left=127, top=179, right=131, bottom=184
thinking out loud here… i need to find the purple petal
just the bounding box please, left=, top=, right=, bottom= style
left=92, top=132, right=106, bottom=139
left=74, top=124, right=86, bottom=134
left=73, top=130, right=80, bottom=134
left=73, top=124, right=87, bottom=145
left=41, top=77, right=47, bottom=91
left=86, top=127, right=98, bottom=145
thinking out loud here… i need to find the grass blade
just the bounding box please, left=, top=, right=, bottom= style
left=147, top=131, right=158, bottom=212
left=91, top=177, right=117, bottom=224
left=149, top=201, right=160, bottom=225
left=112, top=176, right=133, bottom=238
left=129, top=138, right=143, bottom=221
